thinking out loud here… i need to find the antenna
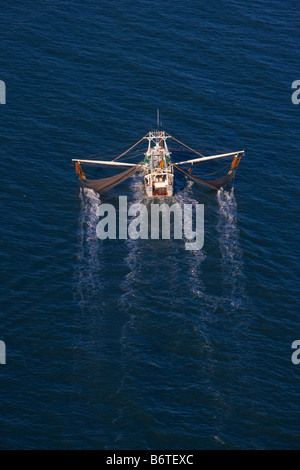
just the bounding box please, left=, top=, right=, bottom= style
left=157, top=109, right=159, bottom=129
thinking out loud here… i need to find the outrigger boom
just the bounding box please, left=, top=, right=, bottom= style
left=175, top=150, right=244, bottom=165
left=72, top=128, right=244, bottom=196
left=72, top=159, right=137, bottom=167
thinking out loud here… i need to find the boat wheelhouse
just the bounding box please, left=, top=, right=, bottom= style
left=143, top=131, right=174, bottom=197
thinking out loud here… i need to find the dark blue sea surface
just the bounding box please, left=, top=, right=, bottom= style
left=0, top=0, right=299, bottom=449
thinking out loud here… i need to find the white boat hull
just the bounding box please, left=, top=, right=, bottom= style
left=143, top=131, right=174, bottom=197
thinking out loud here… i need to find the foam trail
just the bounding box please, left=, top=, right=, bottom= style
left=118, top=175, right=147, bottom=307
left=128, top=173, right=145, bottom=204
left=75, top=188, right=103, bottom=312
left=175, top=177, right=196, bottom=205
left=118, top=174, right=154, bottom=313
left=78, top=188, right=100, bottom=243
left=78, top=187, right=101, bottom=268
left=175, top=178, right=208, bottom=299
left=217, top=187, right=246, bottom=309
left=177, top=180, right=220, bottom=353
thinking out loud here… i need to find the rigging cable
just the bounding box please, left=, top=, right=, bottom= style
left=168, top=135, right=206, bottom=159
left=113, top=135, right=147, bottom=161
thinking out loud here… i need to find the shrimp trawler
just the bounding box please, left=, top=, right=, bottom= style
left=72, top=118, right=244, bottom=196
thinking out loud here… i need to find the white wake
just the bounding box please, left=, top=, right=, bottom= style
left=217, top=187, right=246, bottom=310
left=75, top=188, right=103, bottom=311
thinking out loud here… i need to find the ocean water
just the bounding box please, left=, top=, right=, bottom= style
left=0, top=0, right=299, bottom=449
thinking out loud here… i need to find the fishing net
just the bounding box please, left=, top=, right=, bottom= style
left=81, top=165, right=139, bottom=194
left=173, top=155, right=242, bottom=190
